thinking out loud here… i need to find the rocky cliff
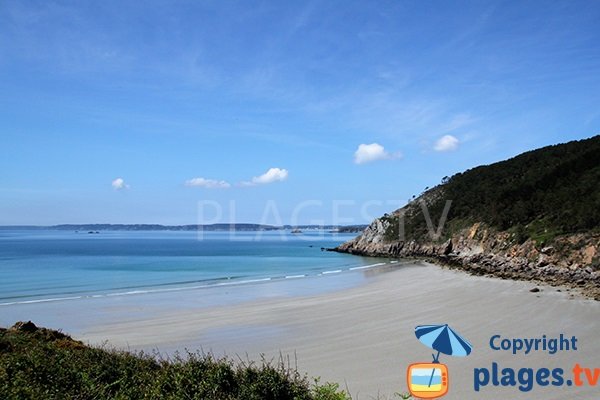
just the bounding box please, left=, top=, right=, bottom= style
left=337, top=214, right=599, bottom=299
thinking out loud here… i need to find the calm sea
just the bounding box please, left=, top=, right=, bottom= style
left=0, top=229, right=382, bottom=306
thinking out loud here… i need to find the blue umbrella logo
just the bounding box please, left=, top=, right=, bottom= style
left=408, top=324, right=473, bottom=395
left=415, top=324, right=473, bottom=362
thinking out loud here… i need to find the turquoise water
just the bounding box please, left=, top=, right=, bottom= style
left=0, top=229, right=380, bottom=306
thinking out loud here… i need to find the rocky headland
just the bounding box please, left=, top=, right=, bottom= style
left=336, top=136, right=600, bottom=299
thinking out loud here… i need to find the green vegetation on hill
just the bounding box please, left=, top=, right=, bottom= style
left=0, top=322, right=349, bottom=400
left=387, top=135, right=600, bottom=244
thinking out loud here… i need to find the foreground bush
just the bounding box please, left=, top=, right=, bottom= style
left=0, top=321, right=349, bottom=400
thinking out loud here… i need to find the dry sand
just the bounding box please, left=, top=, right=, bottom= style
left=77, top=262, right=599, bottom=400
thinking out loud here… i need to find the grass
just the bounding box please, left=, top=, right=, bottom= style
left=0, top=321, right=352, bottom=400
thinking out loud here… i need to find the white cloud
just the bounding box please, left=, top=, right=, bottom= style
left=185, top=177, right=231, bottom=189
left=353, top=143, right=401, bottom=164
left=241, top=167, right=289, bottom=186
left=111, top=177, right=129, bottom=190
left=433, top=135, right=460, bottom=152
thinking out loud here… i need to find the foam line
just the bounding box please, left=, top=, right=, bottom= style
left=349, top=262, right=386, bottom=271
left=0, top=296, right=83, bottom=306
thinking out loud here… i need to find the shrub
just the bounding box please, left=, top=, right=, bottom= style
left=0, top=322, right=349, bottom=400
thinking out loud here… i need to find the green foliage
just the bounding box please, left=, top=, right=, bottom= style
left=519, top=219, right=562, bottom=247
left=311, top=378, right=351, bottom=400
left=386, top=135, right=600, bottom=243
left=0, top=324, right=349, bottom=400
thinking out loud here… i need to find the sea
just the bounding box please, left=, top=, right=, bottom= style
left=0, top=229, right=388, bottom=310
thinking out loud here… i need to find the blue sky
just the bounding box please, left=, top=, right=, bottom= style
left=1, top=0, right=599, bottom=225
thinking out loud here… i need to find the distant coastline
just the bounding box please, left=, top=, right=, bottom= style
left=0, top=224, right=368, bottom=232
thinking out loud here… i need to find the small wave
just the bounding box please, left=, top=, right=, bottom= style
left=106, top=290, right=149, bottom=297
left=349, top=262, right=386, bottom=271
left=0, top=277, right=277, bottom=305
left=0, top=276, right=241, bottom=302
left=322, top=269, right=342, bottom=275
left=0, top=295, right=83, bottom=306
left=214, top=277, right=272, bottom=287
left=285, top=274, right=306, bottom=279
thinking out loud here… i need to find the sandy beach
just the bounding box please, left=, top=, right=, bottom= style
left=69, top=262, right=600, bottom=400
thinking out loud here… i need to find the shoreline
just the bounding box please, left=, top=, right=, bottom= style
left=73, top=261, right=599, bottom=399
left=0, top=260, right=389, bottom=308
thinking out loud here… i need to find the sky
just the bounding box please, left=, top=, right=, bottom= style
left=1, top=0, right=599, bottom=225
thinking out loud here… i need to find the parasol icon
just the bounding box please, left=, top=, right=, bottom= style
left=414, top=324, right=473, bottom=388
